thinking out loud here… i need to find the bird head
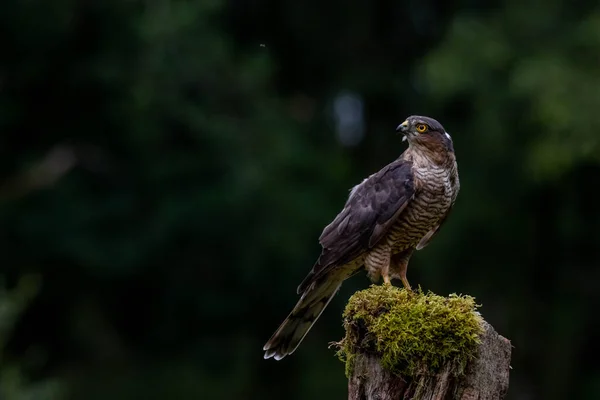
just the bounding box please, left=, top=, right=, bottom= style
left=396, top=115, right=454, bottom=154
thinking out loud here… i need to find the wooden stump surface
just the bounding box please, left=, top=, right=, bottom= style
left=348, top=321, right=512, bottom=400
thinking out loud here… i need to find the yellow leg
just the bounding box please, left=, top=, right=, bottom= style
left=378, top=247, right=392, bottom=286
left=400, top=275, right=412, bottom=291
left=391, top=251, right=413, bottom=291
left=383, top=273, right=392, bottom=286
left=365, top=246, right=393, bottom=286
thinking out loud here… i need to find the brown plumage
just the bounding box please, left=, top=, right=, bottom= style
left=263, top=115, right=460, bottom=360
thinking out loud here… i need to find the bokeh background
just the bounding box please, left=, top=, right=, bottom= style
left=1, top=0, right=600, bottom=399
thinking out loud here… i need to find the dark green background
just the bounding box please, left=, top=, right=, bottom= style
left=1, top=0, right=599, bottom=399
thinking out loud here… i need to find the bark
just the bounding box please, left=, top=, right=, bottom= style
left=348, top=321, right=511, bottom=400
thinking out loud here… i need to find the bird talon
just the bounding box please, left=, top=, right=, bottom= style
left=383, top=275, right=392, bottom=286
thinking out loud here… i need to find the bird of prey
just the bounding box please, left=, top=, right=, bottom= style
left=263, top=115, right=460, bottom=360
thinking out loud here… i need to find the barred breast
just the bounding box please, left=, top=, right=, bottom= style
left=386, top=164, right=457, bottom=253
left=362, top=162, right=458, bottom=282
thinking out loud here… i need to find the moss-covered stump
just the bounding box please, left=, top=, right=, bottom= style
left=336, top=285, right=511, bottom=400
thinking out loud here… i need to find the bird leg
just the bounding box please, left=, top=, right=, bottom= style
left=381, top=249, right=392, bottom=286
left=366, top=245, right=412, bottom=287
left=365, top=247, right=393, bottom=286
left=383, top=273, right=392, bottom=286
left=391, top=251, right=413, bottom=291
left=399, top=269, right=411, bottom=291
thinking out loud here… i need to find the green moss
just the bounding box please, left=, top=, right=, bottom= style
left=336, top=285, right=483, bottom=378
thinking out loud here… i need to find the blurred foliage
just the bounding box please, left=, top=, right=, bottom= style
left=0, top=0, right=599, bottom=399
left=419, top=2, right=600, bottom=180
left=0, top=275, right=64, bottom=400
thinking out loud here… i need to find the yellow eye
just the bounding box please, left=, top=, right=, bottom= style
left=416, top=124, right=428, bottom=133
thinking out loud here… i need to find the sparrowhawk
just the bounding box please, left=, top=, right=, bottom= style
left=264, top=116, right=460, bottom=360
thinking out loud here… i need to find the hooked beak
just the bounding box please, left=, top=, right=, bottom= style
left=396, top=120, right=409, bottom=142
left=396, top=120, right=409, bottom=134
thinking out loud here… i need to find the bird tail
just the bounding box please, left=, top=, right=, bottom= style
left=263, top=277, right=342, bottom=360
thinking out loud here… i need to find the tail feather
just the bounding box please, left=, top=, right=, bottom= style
left=263, top=279, right=341, bottom=360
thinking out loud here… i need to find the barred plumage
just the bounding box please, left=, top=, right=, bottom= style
left=264, top=115, right=460, bottom=360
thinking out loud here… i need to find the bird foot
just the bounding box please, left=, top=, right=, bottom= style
left=383, top=275, right=392, bottom=286
left=400, top=276, right=412, bottom=292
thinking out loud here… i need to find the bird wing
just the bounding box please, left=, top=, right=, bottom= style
left=297, top=159, right=415, bottom=294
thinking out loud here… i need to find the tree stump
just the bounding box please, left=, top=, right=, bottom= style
left=347, top=320, right=511, bottom=400
left=335, top=286, right=512, bottom=400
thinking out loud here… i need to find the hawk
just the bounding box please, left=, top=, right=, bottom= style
left=263, top=115, right=460, bottom=360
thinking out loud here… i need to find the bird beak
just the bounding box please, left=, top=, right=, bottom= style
left=396, top=120, right=409, bottom=134
left=396, top=120, right=409, bottom=142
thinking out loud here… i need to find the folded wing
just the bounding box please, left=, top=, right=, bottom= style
left=297, top=159, right=415, bottom=293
